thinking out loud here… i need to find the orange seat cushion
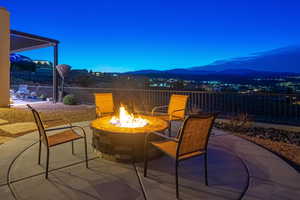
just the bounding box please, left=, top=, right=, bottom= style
left=151, top=140, right=178, bottom=158
left=156, top=115, right=183, bottom=122
left=151, top=140, right=205, bottom=160
left=47, top=130, right=82, bottom=147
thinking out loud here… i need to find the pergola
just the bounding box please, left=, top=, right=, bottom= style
left=0, top=7, right=60, bottom=107
left=10, top=30, right=60, bottom=103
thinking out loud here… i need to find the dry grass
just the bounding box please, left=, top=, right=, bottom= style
left=0, top=103, right=96, bottom=144
left=238, top=134, right=300, bottom=169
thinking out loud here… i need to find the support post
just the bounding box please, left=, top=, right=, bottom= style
left=53, top=44, right=58, bottom=103
left=0, top=8, right=10, bottom=107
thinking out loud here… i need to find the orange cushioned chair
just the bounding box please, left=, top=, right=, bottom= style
left=144, top=114, right=217, bottom=198
left=152, top=94, right=189, bottom=136
left=94, top=93, right=115, bottom=118
left=27, top=104, right=88, bottom=179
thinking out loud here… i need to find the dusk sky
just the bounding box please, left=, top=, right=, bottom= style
left=2, top=0, right=300, bottom=72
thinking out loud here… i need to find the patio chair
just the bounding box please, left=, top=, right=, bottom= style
left=27, top=104, right=88, bottom=179
left=151, top=94, right=189, bottom=136
left=94, top=93, right=114, bottom=118
left=144, top=114, right=217, bottom=198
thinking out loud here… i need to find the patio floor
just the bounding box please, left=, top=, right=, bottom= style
left=0, top=121, right=299, bottom=200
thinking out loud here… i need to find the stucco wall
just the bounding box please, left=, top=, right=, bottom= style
left=0, top=8, right=10, bottom=107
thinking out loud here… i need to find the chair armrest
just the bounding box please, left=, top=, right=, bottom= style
left=146, top=131, right=179, bottom=142
left=71, top=125, right=87, bottom=137
left=170, top=108, right=185, bottom=114
left=95, top=106, right=114, bottom=117
left=151, top=105, right=168, bottom=115
left=169, top=109, right=185, bottom=120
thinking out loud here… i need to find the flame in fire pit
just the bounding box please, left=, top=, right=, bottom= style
left=110, top=105, right=148, bottom=128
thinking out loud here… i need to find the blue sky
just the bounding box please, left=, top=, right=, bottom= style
left=2, top=0, right=300, bottom=72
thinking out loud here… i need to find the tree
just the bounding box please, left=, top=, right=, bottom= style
left=56, top=64, right=71, bottom=101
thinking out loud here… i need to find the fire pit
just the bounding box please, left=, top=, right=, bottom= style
left=91, top=105, right=169, bottom=162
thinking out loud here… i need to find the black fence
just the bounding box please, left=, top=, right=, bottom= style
left=14, top=85, right=300, bottom=125
left=63, top=87, right=300, bottom=125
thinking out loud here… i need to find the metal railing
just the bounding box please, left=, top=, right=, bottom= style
left=62, top=87, right=300, bottom=125
left=16, top=85, right=300, bottom=125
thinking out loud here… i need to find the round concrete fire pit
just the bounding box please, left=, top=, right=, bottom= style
left=91, top=115, right=169, bottom=162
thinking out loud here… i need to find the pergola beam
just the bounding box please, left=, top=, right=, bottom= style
left=10, top=43, right=55, bottom=53
left=10, top=29, right=59, bottom=44
left=9, top=22, right=60, bottom=104
left=0, top=7, right=60, bottom=107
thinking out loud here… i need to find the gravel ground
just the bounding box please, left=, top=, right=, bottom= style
left=237, top=134, right=300, bottom=171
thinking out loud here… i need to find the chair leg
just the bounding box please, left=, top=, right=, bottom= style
left=45, top=148, right=50, bottom=179
left=38, top=140, right=41, bottom=165
left=168, top=121, right=172, bottom=137
left=131, top=143, right=137, bottom=163
left=143, top=142, right=148, bottom=177
left=204, top=153, right=208, bottom=186
left=84, top=137, right=89, bottom=168
left=175, top=160, right=179, bottom=199
left=71, top=141, right=75, bottom=155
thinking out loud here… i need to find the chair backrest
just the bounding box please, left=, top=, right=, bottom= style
left=168, top=94, right=189, bottom=119
left=177, top=114, right=216, bottom=157
left=27, top=104, right=48, bottom=145
left=94, top=93, right=114, bottom=115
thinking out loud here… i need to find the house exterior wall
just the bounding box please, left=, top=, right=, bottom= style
left=0, top=8, right=10, bottom=107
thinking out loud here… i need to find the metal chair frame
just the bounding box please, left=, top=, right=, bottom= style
left=94, top=93, right=115, bottom=118
left=151, top=94, right=189, bottom=137
left=144, top=114, right=217, bottom=198
left=27, top=104, right=88, bottom=179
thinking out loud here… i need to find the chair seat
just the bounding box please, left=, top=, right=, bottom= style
left=47, top=130, right=83, bottom=147
left=156, top=114, right=184, bottom=122
left=151, top=140, right=205, bottom=160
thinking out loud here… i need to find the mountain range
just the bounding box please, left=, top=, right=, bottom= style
left=126, top=46, right=300, bottom=76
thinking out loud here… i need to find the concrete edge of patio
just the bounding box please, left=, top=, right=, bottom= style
left=0, top=121, right=299, bottom=200
left=215, top=131, right=300, bottom=200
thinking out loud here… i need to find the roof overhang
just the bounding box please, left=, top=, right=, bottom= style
left=10, top=29, right=59, bottom=53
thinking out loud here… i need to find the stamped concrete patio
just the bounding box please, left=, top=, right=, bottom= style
left=0, top=121, right=299, bottom=200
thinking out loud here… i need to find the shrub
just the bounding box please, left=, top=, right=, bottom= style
left=39, top=94, right=47, bottom=100
left=63, top=94, right=76, bottom=105
left=228, top=113, right=253, bottom=132
left=190, top=105, right=202, bottom=114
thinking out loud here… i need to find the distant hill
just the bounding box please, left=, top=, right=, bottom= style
left=126, top=68, right=214, bottom=75
left=126, top=45, right=300, bottom=75
left=126, top=68, right=298, bottom=78
left=190, top=45, right=300, bottom=73
left=126, top=70, right=164, bottom=74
